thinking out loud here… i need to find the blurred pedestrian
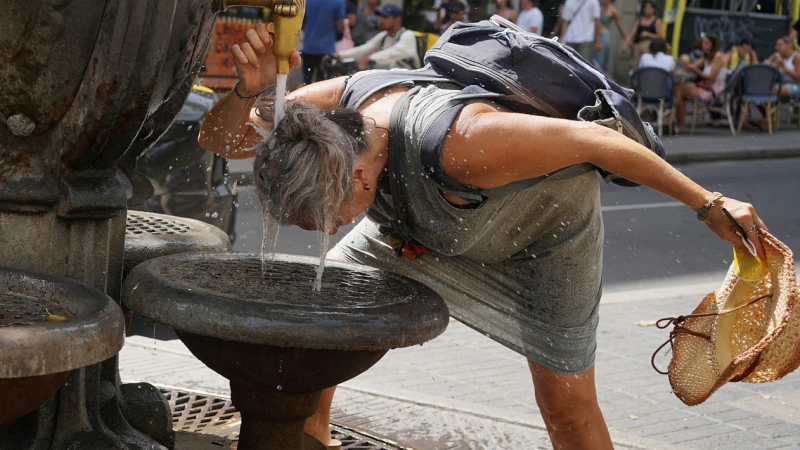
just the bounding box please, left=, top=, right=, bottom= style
left=593, top=0, right=625, bottom=73
left=335, top=4, right=420, bottom=70
left=302, top=0, right=346, bottom=83
left=517, top=0, right=544, bottom=35
left=639, top=37, right=674, bottom=72
left=549, top=3, right=566, bottom=38
left=622, top=1, right=662, bottom=65
left=560, top=0, right=602, bottom=61
left=674, top=33, right=726, bottom=133
left=726, top=38, right=757, bottom=71
left=767, top=36, right=800, bottom=98
left=493, top=0, right=518, bottom=23
left=351, top=0, right=381, bottom=46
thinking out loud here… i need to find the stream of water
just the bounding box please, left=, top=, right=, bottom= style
left=273, top=73, right=288, bottom=130
left=261, top=73, right=330, bottom=291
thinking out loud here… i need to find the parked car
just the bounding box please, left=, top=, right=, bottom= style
left=134, top=86, right=238, bottom=241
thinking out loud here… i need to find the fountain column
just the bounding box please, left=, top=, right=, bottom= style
left=0, top=1, right=219, bottom=448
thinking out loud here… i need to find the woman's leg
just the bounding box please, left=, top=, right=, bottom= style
left=304, top=386, right=337, bottom=445
left=528, top=361, right=612, bottom=450
left=302, top=247, right=351, bottom=447
left=675, top=82, right=701, bottom=132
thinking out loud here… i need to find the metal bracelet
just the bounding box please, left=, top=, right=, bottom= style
left=233, top=82, right=268, bottom=99
left=696, top=192, right=723, bottom=222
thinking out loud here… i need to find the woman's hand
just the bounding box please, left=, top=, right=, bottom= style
left=231, top=23, right=301, bottom=97
left=704, top=197, right=768, bottom=260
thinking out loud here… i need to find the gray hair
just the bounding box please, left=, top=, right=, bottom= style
left=253, top=99, right=369, bottom=231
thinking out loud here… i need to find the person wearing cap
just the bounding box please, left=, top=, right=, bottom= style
left=333, top=4, right=421, bottom=70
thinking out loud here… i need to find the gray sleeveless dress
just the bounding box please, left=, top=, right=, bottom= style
left=334, top=72, right=603, bottom=374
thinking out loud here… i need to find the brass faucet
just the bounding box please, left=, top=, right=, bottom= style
left=216, top=0, right=306, bottom=74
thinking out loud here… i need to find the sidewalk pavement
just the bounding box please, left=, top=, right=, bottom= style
left=225, top=128, right=800, bottom=182
left=120, top=277, right=800, bottom=450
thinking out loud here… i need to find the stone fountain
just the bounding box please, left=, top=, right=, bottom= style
left=122, top=253, right=449, bottom=449
left=0, top=1, right=222, bottom=448
left=1, top=2, right=450, bottom=450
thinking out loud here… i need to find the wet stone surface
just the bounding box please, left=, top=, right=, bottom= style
left=126, top=213, right=192, bottom=236
left=160, top=258, right=421, bottom=308
left=0, top=291, right=72, bottom=327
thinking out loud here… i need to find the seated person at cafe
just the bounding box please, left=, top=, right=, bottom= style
left=767, top=36, right=800, bottom=98
left=726, top=38, right=758, bottom=70
left=674, top=33, right=727, bottom=133
left=639, top=37, right=675, bottom=72
left=334, top=4, right=421, bottom=70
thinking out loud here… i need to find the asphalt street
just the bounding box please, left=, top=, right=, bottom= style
left=231, top=158, right=800, bottom=291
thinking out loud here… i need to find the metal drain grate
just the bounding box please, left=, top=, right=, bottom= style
left=160, top=388, right=412, bottom=450
left=126, top=212, right=192, bottom=236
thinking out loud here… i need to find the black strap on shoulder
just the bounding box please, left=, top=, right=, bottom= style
left=387, top=86, right=423, bottom=239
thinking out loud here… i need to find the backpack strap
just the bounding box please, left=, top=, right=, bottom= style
left=418, top=86, right=594, bottom=202
left=339, top=68, right=445, bottom=110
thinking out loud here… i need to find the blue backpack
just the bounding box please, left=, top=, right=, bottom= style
left=340, top=16, right=665, bottom=245
left=417, top=15, right=665, bottom=191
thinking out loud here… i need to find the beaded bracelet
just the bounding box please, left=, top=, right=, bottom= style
left=696, top=192, right=723, bottom=222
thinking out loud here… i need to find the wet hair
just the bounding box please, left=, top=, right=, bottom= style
left=649, top=37, right=668, bottom=54
left=252, top=98, right=368, bottom=231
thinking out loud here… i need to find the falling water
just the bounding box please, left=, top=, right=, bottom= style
left=313, top=229, right=331, bottom=292
left=260, top=213, right=280, bottom=277
left=273, top=73, right=288, bottom=130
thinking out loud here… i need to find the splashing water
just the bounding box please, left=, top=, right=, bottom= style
left=273, top=73, right=288, bottom=130
left=313, top=229, right=331, bottom=292
left=260, top=213, right=281, bottom=276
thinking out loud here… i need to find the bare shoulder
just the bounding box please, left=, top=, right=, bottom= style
left=286, top=77, right=348, bottom=109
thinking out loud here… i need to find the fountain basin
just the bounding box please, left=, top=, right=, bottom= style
left=121, top=252, right=449, bottom=449
left=0, top=266, right=125, bottom=423
left=124, top=211, right=232, bottom=275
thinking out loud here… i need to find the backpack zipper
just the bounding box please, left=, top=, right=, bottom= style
left=426, top=48, right=563, bottom=118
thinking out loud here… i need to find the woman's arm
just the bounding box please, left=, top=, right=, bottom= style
left=198, top=24, right=345, bottom=159
left=654, top=18, right=663, bottom=37
left=441, top=104, right=767, bottom=257
left=784, top=54, right=800, bottom=80
left=613, top=9, right=626, bottom=36
left=622, top=20, right=638, bottom=50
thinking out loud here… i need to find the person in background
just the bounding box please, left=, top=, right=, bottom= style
left=435, top=0, right=454, bottom=33
left=517, top=0, right=544, bottom=35
left=301, top=0, right=345, bottom=83
left=351, top=0, right=381, bottom=46
left=593, top=0, right=626, bottom=72
left=449, top=1, right=468, bottom=24
left=493, top=0, right=518, bottom=23
left=549, top=3, right=566, bottom=38
left=726, top=38, right=758, bottom=71
left=768, top=36, right=800, bottom=98
left=560, top=0, right=602, bottom=61
left=639, top=37, right=674, bottom=72
left=335, top=4, right=421, bottom=70
left=622, top=1, right=662, bottom=65
left=674, top=33, right=727, bottom=133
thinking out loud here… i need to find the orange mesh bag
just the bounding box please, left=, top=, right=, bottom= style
left=654, top=231, right=800, bottom=406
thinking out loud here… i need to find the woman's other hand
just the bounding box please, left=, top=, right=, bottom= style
left=231, top=23, right=301, bottom=96
left=704, top=198, right=768, bottom=260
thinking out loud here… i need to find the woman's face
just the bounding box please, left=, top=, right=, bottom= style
left=702, top=37, right=712, bottom=53
left=776, top=39, right=792, bottom=56
left=643, top=3, right=655, bottom=16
